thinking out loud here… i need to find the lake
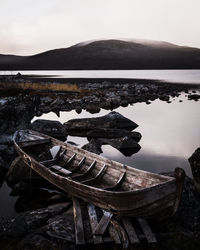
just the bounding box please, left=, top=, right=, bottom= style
left=32, top=92, right=200, bottom=177
left=1, top=69, right=200, bottom=84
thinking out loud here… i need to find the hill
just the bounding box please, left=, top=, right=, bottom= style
left=0, top=39, right=200, bottom=70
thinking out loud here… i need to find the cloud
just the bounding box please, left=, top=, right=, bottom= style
left=0, top=0, right=200, bottom=55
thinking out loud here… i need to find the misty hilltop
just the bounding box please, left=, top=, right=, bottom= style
left=0, top=39, right=200, bottom=70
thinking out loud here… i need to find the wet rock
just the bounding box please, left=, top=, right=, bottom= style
left=85, top=104, right=101, bottom=114
left=83, top=136, right=141, bottom=156
left=65, top=111, right=138, bottom=136
left=44, top=211, right=75, bottom=242
left=17, top=233, right=57, bottom=250
left=30, top=119, right=68, bottom=140
left=87, top=128, right=142, bottom=142
left=159, top=95, right=170, bottom=102
left=98, top=136, right=141, bottom=156
left=6, top=157, right=44, bottom=190
left=0, top=202, right=70, bottom=241
left=82, top=139, right=102, bottom=155
left=188, top=148, right=200, bottom=193
left=188, top=94, right=200, bottom=100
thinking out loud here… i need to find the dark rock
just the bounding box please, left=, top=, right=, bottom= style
left=82, top=139, right=102, bottom=155
left=85, top=104, right=101, bottom=114
left=87, top=128, right=142, bottom=142
left=188, top=148, right=200, bottom=193
left=120, top=99, right=129, bottom=107
left=44, top=211, right=75, bottom=242
left=0, top=202, right=70, bottom=241
left=159, top=95, right=170, bottom=102
left=17, top=233, right=57, bottom=250
left=65, top=111, right=138, bottom=136
left=75, top=107, right=82, bottom=114
left=188, top=94, right=200, bottom=100
left=98, top=136, right=141, bottom=156
left=30, top=119, right=68, bottom=140
left=6, top=157, right=44, bottom=190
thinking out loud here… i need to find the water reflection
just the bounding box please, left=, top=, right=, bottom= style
left=32, top=93, right=200, bottom=177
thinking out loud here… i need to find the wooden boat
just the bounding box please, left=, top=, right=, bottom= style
left=13, top=129, right=185, bottom=219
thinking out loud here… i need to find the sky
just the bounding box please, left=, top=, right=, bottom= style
left=1, top=0, right=200, bottom=55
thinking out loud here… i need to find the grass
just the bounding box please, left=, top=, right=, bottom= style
left=0, top=81, right=80, bottom=93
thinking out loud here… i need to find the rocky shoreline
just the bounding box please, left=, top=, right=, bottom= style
left=0, top=75, right=200, bottom=249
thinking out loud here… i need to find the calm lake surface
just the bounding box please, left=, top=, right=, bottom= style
left=32, top=92, right=200, bottom=178
left=1, top=69, right=200, bottom=84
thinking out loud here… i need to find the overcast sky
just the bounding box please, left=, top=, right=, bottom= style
left=1, top=0, right=200, bottom=55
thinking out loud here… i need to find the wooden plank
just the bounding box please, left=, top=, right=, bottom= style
left=87, top=204, right=103, bottom=244
left=18, top=138, right=51, bottom=148
left=138, top=218, right=157, bottom=244
left=109, top=224, right=121, bottom=244
left=73, top=198, right=85, bottom=245
left=50, top=165, right=72, bottom=175
left=94, top=210, right=113, bottom=235
left=122, top=217, right=140, bottom=244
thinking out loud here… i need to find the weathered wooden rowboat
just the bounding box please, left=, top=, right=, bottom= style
left=13, top=129, right=185, bottom=219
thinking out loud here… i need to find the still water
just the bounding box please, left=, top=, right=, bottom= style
left=1, top=69, right=200, bottom=84
left=32, top=92, right=200, bottom=178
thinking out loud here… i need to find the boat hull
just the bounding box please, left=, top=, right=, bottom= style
left=14, top=130, right=185, bottom=219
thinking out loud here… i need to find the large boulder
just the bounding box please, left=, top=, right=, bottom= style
left=30, top=119, right=68, bottom=140
left=64, top=111, right=138, bottom=136
left=87, top=128, right=142, bottom=142
left=82, top=136, right=141, bottom=156
left=98, top=136, right=141, bottom=156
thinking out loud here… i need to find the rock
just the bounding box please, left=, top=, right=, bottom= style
left=44, top=211, right=75, bottom=242
left=98, top=136, right=141, bottom=156
left=188, top=94, right=200, bottom=100
left=0, top=202, right=70, bottom=241
left=6, top=157, right=44, bottom=190
left=30, top=119, right=68, bottom=140
left=82, top=139, right=102, bottom=155
left=159, top=95, right=170, bottom=102
left=87, top=128, right=142, bottom=142
left=188, top=148, right=200, bottom=193
left=85, top=104, right=101, bottom=114
left=17, top=233, right=57, bottom=250
left=64, top=111, right=138, bottom=136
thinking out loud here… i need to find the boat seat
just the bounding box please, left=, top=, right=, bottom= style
left=18, top=138, right=51, bottom=148
left=50, top=165, right=72, bottom=175
left=104, top=172, right=126, bottom=191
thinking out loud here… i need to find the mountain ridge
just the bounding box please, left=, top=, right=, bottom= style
left=0, top=39, right=200, bottom=70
